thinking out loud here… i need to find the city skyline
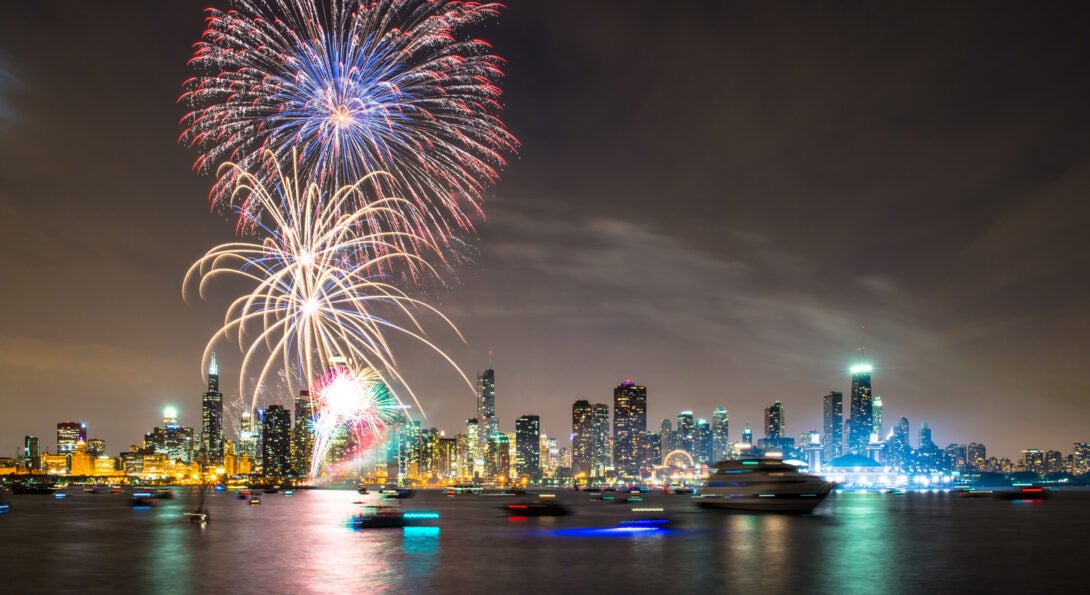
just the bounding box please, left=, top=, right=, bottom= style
left=3, top=1, right=1090, bottom=460
left=6, top=355, right=1079, bottom=466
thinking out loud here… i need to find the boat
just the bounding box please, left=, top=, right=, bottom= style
left=349, top=506, right=440, bottom=529
left=379, top=486, right=415, bottom=499
left=502, top=500, right=571, bottom=516
left=131, top=492, right=158, bottom=508
left=695, top=458, right=834, bottom=513
left=249, top=496, right=261, bottom=505
left=357, top=485, right=369, bottom=495
left=10, top=482, right=58, bottom=495
left=995, top=486, right=1049, bottom=501
left=185, top=483, right=210, bottom=524
left=445, top=483, right=483, bottom=496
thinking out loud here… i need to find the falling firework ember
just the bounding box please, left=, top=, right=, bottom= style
left=183, top=151, right=472, bottom=420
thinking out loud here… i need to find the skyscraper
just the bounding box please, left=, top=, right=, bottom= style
left=476, top=368, right=497, bottom=459
left=144, top=406, right=196, bottom=463
left=1072, top=443, right=1090, bottom=476
left=764, top=401, right=785, bottom=440
left=742, top=424, right=752, bottom=445
left=238, top=407, right=258, bottom=463
left=23, top=435, right=41, bottom=470
left=612, top=380, right=647, bottom=478
left=572, top=401, right=593, bottom=478
left=57, top=421, right=86, bottom=454
left=660, top=418, right=676, bottom=454
left=291, top=390, right=315, bottom=476
left=591, top=403, right=611, bottom=476
left=676, top=411, right=695, bottom=454
left=711, top=408, right=729, bottom=463
left=848, top=363, right=873, bottom=455
left=692, top=419, right=712, bottom=466
left=872, top=395, right=884, bottom=439
left=201, top=353, right=225, bottom=465
left=260, top=404, right=291, bottom=477
left=822, top=391, right=843, bottom=462
left=515, top=415, right=541, bottom=480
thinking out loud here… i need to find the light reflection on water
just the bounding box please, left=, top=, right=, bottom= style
left=1, top=488, right=1088, bottom=592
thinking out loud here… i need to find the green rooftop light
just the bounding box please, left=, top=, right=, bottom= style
left=850, top=363, right=873, bottom=374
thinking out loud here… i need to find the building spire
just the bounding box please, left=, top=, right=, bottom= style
left=209, top=351, right=218, bottom=377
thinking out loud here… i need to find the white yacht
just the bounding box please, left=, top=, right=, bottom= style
left=695, top=459, right=834, bottom=513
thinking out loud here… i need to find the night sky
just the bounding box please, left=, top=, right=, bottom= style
left=2, top=1, right=1089, bottom=460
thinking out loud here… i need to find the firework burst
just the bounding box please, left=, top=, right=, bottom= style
left=180, top=0, right=518, bottom=245
left=308, top=365, right=400, bottom=478
left=183, top=151, right=471, bottom=417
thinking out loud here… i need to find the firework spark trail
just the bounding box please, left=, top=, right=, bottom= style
left=180, top=0, right=518, bottom=248
left=183, top=151, right=473, bottom=422
left=309, top=365, right=400, bottom=478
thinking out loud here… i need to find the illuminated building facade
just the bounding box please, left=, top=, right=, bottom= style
left=144, top=407, right=196, bottom=463
left=515, top=415, right=541, bottom=480
left=711, top=409, right=729, bottom=463
left=612, top=380, right=647, bottom=478
left=260, top=404, right=291, bottom=477
left=692, top=419, right=712, bottom=466
left=201, top=353, right=225, bottom=465
left=487, top=433, right=510, bottom=480
left=572, top=401, right=593, bottom=477
left=591, top=403, right=611, bottom=476
left=1074, top=443, right=1090, bottom=476
left=291, top=390, right=315, bottom=476
left=86, top=438, right=106, bottom=457
left=764, top=401, right=785, bottom=440
left=476, top=368, right=498, bottom=458
left=848, top=363, right=874, bottom=455
left=660, top=418, right=676, bottom=454
left=967, top=442, right=987, bottom=472
left=57, top=421, right=86, bottom=454
left=823, top=391, right=843, bottom=462
left=676, top=411, right=695, bottom=455
left=872, top=395, right=884, bottom=439
left=23, top=435, right=40, bottom=470
left=742, top=424, right=752, bottom=445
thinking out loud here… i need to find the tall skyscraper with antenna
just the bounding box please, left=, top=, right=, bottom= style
left=201, top=352, right=225, bottom=466
left=848, top=362, right=873, bottom=455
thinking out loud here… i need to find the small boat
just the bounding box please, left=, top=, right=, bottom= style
left=185, top=483, right=210, bottom=524
left=284, top=489, right=294, bottom=496
left=237, top=489, right=252, bottom=500
left=349, top=506, right=439, bottom=529
left=695, top=458, right=834, bottom=514
left=445, top=484, right=483, bottom=496
left=11, top=483, right=58, bottom=495
left=995, top=486, right=1049, bottom=501
left=502, top=500, right=571, bottom=516
left=0, top=503, right=9, bottom=514
left=357, top=485, right=369, bottom=495
left=379, top=487, right=415, bottom=499
left=152, top=490, right=176, bottom=500
left=183, top=512, right=208, bottom=523
left=249, top=496, right=261, bottom=505
left=131, top=492, right=157, bottom=508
